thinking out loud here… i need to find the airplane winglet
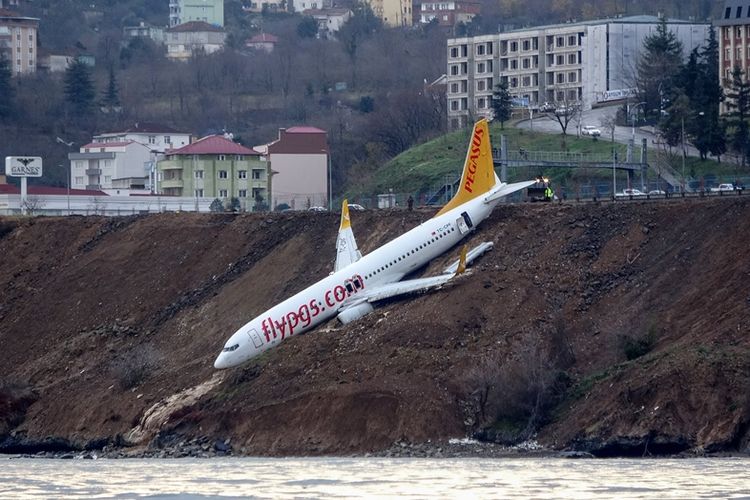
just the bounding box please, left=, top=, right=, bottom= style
left=455, top=245, right=467, bottom=276
left=339, top=199, right=351, bottom=230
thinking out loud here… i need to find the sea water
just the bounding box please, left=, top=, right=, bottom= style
left=1, top=456, right=748, bottom=499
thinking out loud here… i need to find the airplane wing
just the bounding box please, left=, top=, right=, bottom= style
left=340, top=246, right=468, bottom=310
left=334, top=200, right=362, bottom=272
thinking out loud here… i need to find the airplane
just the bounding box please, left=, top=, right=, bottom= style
left=214, top=119, right=537, bottom=369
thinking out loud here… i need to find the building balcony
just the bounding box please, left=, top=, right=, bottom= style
left=85, top=168, right=101, bottom=175
left=159, top=161, right=184, bottom=170
left=161, top=179, right=184, bottom=189
left=86, top=184, right=101, bottom=190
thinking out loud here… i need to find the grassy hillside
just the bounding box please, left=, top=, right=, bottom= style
left=353, top=122, right=738, bottom=199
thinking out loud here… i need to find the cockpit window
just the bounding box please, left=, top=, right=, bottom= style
left=222, top=343, right=240, bottom=352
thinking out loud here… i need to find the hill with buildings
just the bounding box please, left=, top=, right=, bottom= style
left=1, top=196, right=749, bottom=457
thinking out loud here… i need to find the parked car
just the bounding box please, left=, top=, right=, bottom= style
left=648, top=189, right=666, bottom=196
left=540, top=102, right=556, bottom=113
left=581, top=125, right=601, bottom=137
left=308, top=206, right=327, bottom=212
left=615, top=188, right=646, bottom=197
left=555, top=106, right=570, bottom=116
left=710, top=183, right=735, bottom=192
left=348, top=203, right=366, bottom=211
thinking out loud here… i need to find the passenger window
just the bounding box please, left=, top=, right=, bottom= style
left=345, top=282, right=354, bottom=293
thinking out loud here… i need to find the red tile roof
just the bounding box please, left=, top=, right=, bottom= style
left=247, top=33, right=279, bottom=43
left=286, top=126, right=326, bottom=134
left=0, top=184, right=107, bottom=196
left=81, top=141, right=135, bottom=149
left=167, top=21, right=225, bottom=33
left=167, top=135, right=261, bottom=156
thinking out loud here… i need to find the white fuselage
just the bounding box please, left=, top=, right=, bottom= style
left=214, top=195, right=498, bottom=368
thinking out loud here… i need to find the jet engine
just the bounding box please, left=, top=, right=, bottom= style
left=337, top=302, right=374, bottom=324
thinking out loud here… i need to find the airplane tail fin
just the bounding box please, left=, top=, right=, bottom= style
left=436, top=119, right=496, bottom=216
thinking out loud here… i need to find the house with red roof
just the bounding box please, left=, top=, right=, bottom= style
left=166, top=21, right=226, bottom=60
left=244, top=33, right=278, bottom=52
left=254, top=126, right=329, bottom=210
left=158, top=134, right=270, bottom=210
left=68, top=140, right=152, bottom=194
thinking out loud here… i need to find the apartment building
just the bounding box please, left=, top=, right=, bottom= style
left=446, top=16, right=710, bottom=130
left=157, top=135, right=270, bottom=209
left=367, top=0, right=412, bottom=27
left=254, top=126, right=329, bottom=210
left=169, top=0, right=224, bottom=27
left=165, top=21, right=226, bottom=60
left=419, top=0, right=480, bottom=29
left=716, top=1, right=750, bottom=113
left=0, top=9, right=38, bottom=75
left=68, top=141, right=152, bottom=193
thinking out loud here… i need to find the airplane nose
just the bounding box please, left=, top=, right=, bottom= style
left=214, top=353, right=230, bottom=369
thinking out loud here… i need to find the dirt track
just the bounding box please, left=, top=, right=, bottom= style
left=1, top=196, right=749, bottom=456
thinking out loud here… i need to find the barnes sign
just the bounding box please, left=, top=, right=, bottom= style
left=5, top=157, right=43, bottom=177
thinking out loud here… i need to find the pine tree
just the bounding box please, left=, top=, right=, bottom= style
left=64, top=57, right=96, bottom=117
left=725, top=66, right=750, bottom=167
left=0, top=57, right=13, bottom=120
left=491, top=80, right=512, bottom=129
left=636, top=18, right=683, bottom=122
left=100, top=66, right=120, bottom=112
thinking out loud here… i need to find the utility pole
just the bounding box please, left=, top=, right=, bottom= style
left=681, top=116, right=686, bottom=193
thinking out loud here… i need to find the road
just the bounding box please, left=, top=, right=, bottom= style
left=516, top=104, right=702, bottom=158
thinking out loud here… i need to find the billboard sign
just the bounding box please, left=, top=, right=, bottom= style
left=5, top=156, right=43, bottom=177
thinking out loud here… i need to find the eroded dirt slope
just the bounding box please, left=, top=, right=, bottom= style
left=0, top=198, right=749, bottom=456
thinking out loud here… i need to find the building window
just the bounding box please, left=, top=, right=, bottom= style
left=477, top=80, right=486, bottom=91
left=148, top=136, right=155, bottom=144
left=195, top=189, right=204, bottom=197
left=450, top=65, right=459, bottom=75
left=195, top=170, right=204, bottom=179
left=510, top=59, right=518, bottom=70
left=568, top=35, right=576, bottom=46
left=737, top=6, right=743, bottom=18
left=450, top=82, right=459, bottom=93
left=104, top=176, right=111, bottom=183
left=510, top=41, right=518, bottom=52
left=522, top=40, right=530, bottom=51
left=522, top=76, right=531, bottom=87
left=164, top=136, right=171, bottom=144
left=235, top=155, right=243, bottom=160
left=510, top=77, right=518, bottom=88
left=75, top=176, right=84, bottom=185
left=556, top=55, right=564, bottom=65
left=522, top=58, right=530, bottom=69
left=238, top=170, right=247, bottom=179
left=737, top=27, right=743, bottom=38
left=219, top=170, right=228, bottom=179
left=450, top=100, right=459, bottom=111
left=218, top=154, right=226, bottom=161
left=556, top=73, right=565, bottom=83
left=450, top=47, right=458, bottom=58
left=477, top=97, right=486, bottom=109
left=556, top=36, right=564, bottom=47
left=569, top=72, right=577, bottom=82
left=219, top=189, right=228, bottom=198
left=252, top=169, right=263, bottom=179
left=477, top=44, right=485, bottom=55
left=239, top=189, right=247, bottom=198
left=568, top=53, right=577, bottom=64
left=477, top=62, right=485, bottom=73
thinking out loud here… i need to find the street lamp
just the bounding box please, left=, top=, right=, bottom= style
left=628, top=101, right=646, bottom=142
left=58, top=164, right=70, bottom=215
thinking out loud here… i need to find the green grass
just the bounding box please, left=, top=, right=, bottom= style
left=348, top=121, right=738, bottom=198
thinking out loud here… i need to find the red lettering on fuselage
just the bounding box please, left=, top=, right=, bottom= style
left=464, top=127, right=484, bottom=193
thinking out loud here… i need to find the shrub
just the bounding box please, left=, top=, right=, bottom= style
left=621, top=326, right=658, bottom=360
left=112, top=345, right=160, bottom=390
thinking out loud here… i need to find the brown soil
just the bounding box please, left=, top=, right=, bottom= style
left=1, top=197, right=749, bottom=456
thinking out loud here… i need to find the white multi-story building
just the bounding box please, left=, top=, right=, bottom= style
left=446, top=15, right=711, bottom=130
left=68, top=141, right=152, bottom=194
left=169, top=0, right=224, bottom=27
left=0, top=9, right=38, bottom=75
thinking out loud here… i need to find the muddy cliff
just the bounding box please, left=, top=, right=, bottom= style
left=1, top=197, right=749, bottom=457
